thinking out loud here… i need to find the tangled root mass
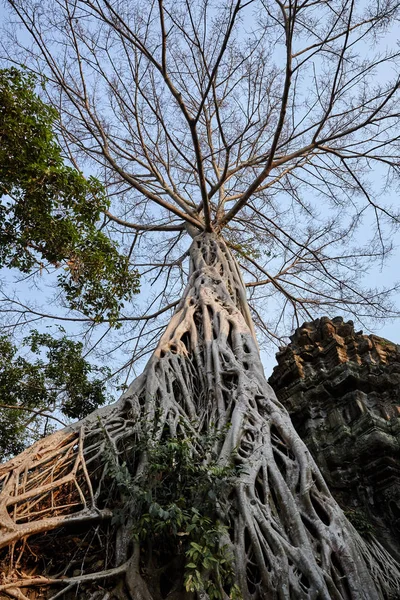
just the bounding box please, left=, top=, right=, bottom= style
left=1, top=233, right=399, bottom=599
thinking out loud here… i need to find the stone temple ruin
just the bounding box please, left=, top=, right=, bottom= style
left=269, top=316, right=400, bottom=562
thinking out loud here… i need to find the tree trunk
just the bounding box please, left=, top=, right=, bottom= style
left=0, top=233, right=399, bottom=600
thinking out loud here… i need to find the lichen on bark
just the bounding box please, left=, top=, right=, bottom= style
left=0, top=233, right=400, bottom=599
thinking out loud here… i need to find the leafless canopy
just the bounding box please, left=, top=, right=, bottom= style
left=2, top=3, right=400, bottom=596
left=2, top=0, right=400, bottom=375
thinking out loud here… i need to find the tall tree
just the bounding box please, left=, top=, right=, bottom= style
left=0, top=66, right=139, bottom=324
left=0, top=0, right=400, bottom=598
left=0, top=66, right=136, bottom=455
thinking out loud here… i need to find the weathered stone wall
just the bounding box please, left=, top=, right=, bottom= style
left=269, top=316, right=400, bottom=559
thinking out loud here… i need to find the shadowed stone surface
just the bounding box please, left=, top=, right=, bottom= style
left=269, top=316, right=400, bottom=560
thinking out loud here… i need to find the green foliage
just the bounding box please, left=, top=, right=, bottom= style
left=104, top=426, right=242, bottom=599
left=0, top=67, right=139, bottom=323
left=0, top=330, right=111, bottom=459
left=227, top=239, right=262, bottom=261
left=344, top=508, right=375, bottom=537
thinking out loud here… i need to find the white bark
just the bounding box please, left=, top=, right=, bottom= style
left=0, top=233, right=399, bottom=599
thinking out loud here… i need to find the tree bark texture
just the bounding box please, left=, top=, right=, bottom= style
left=0, top=233, right=399, bottom=599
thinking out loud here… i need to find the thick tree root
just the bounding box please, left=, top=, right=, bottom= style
left=1, top=233, right=400, bottom=599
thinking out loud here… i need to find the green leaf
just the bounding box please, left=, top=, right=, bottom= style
left=190, top=542, right=204, bottom=552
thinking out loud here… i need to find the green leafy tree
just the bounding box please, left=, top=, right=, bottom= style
left=0, top=330, right=111, bottom=460
left=0, top=67, right=136, bottom=457
left=0, top=67, right=139, bottom=324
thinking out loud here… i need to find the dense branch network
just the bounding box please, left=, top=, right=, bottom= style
left=0, top=0, right=399, bottom=370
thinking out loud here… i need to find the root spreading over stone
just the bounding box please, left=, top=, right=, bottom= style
left=1, top=233, right=399, bottom=599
